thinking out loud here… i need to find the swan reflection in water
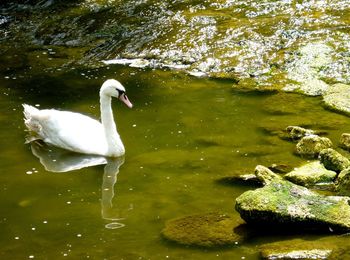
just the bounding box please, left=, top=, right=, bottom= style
left=30, top=141, right=127, bottom=229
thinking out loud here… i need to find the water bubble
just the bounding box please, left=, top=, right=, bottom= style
left=26, top=171, right=33, bottom=175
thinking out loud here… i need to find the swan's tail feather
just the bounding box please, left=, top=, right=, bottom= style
left=22, top=104, right=43, bottom=141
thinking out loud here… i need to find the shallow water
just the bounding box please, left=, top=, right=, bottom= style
left=1, top=66, right=350, bottom=259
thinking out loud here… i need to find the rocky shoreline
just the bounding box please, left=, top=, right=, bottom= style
left=162, top=126, right=350, bottom=258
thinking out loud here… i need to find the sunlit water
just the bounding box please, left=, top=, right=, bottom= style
left=1, top=65, right=350, bottom=259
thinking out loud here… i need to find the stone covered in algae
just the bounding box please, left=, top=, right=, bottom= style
left=336, top=168, right=350, bottom=196
left=285, top=161, right=336, bottom=187
left=319, top=148, right=350, bottom=173
left=284, top=126, right=315, bottom=141
left=260, top=238, right=333, bottom=260
left=340, top=133, right=350, bottom=151
left=323, top=84, right=350, bottom=115
left=295, top=135, right=332, bottom=158
left=235, top=165, right=350, bottom=232
left=162, top=213, right=245, bottom=247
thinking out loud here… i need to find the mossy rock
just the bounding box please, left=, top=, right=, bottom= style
left=340, top=133, right=350, bottom=151
left=235, top=174, right=350, bottom=232
left=284, top=126, right=315, bottom=141
left=260, top=238, right=333, bottom=260
left=319, top=148, right=350, bottom=173
left=285, top=161, right=336, bottom=187
left=162, top=213, right=245, bottom=247
left=323, top=84, right=350, bottom=115
left=336, top=167, right=350, bottom=196
left=295, top=135, right=332, bottom=158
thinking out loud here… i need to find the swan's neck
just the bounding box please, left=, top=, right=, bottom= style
left=100, top=95, right=125, bottom=156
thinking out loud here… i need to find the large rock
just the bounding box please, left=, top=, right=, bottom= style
left=340, top=133, right=350, bottom=151
left=323, top=84, right=350, bottom=115
left=295, top=135, right=332, bottom=158
left=319, top=148, right=350, bottom=173
left=285, top=161, right=336, bottom=187
left=235, top=165, right=350, bottom=232
left=162, top=213, right=245, bottom=247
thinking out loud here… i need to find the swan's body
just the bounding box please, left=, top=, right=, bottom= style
left=23, top=79, right=133, bottom=157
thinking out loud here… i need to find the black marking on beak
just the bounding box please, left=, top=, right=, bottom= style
left=117, top=89, right=125, bottom=97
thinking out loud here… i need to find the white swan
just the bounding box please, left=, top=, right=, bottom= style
left=23, top=79, right=133, bottom=157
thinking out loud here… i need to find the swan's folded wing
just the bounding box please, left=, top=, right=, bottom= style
left=38, top=110, right=108, bottom=155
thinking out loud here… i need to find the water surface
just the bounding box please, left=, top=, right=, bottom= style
left=1, top=66, right=350, bottom=259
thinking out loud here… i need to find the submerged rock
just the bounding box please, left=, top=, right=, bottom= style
left=162, top=213, right=245, bottom=247
left=319, top=148, right=350, bottom=173
left=295, top=135, right=332, bottom=158
left=284, top=126, right=315, bottom=141
left=340, top=133, right=350, bottom=151
left=268, top=163, right=293, bottom=174
left=285, top=161, right=336, bottom=187
left=323, top=84, right=350, bottom=115
left=235, top=165, right=350, bottom=232
left=260, top=239, right=333, bottom=260
left=216, top=174, right=262, bottom=187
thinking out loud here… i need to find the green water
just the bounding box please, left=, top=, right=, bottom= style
left=1, top=66, right=350, bottom=259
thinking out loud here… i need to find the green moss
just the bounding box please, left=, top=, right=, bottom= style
left=319, top=148, right=350, bottom=173
left=260, top=238, right=333, bottom=259
left=285, top=161, right=337, bottom=187
left=162, top=213, right=245, bottom=248
left=295, top=135, right=333, bottom=158
left=235, top=178, right=350, bottom=232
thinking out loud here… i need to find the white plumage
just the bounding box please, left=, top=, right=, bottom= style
left=23, top=79, right=133, bottom=157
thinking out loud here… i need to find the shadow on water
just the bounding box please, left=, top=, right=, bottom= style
left=30, top=141, right=127, bottom=229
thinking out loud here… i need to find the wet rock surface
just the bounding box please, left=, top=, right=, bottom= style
left=285, top=161, right=336, bottom=187
left=2, top=0, right=350, bottom=101
left=260, top=239, right=333, bottom=260
left=162, top=213, right=245, bottom=248
left=319, top=148, right=350, bottom=173
left=295, top=135, right=332, bottom=158
left=323, top=84, right=350, bottom=115
left=283, top=126, right=315, bottom=142
left=235, top=165, right=350, bottom=232
left=340, top=133, right=350, bottom=151
left=336, top=168, right=350, bottom=196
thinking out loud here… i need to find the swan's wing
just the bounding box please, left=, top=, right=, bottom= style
left=36, top=109, right=108, bottom=155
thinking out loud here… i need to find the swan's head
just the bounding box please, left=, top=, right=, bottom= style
left=100, top=79, right=133, bottom=108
